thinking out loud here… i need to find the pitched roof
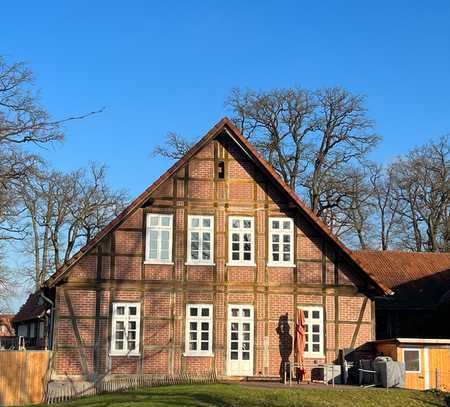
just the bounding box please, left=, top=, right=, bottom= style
left=12, top=293, right=47, bottom=323
left=353, top=250, right=450, bottom=306
left=46, top=117, right=391, bottom=295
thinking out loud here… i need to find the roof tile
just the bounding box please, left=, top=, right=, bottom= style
left=353, top=251, right=450, bottom=305
left=12, top=293, right=47, bottom=323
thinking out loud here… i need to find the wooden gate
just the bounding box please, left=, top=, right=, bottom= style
left=0, top=350, right=52, bottom=406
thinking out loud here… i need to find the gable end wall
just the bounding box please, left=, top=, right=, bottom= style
left=53, top=137, right=374, bottom=379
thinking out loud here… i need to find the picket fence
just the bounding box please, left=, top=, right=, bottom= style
left=45, top=371, right=218, bottom=404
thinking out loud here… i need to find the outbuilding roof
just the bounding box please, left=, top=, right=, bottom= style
left=12, top=293, right=47, bottom=323
left=353, top=250, right=450, bottom=307
left=374, top=338, right=450, bottom=346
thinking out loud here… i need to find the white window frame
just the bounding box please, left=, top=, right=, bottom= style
left=186, top=215, right=215, bottom=265
left=110, top=302, right=141, bottom=356
left=145, top=214, right=173, bottom=264
left=403, top=348, right=421, bottom=373
left=267, top=217, right=295, bottom=267
left=227, top=216, right=255, bottom=266
left=184, top=304, right=213, bottom=357
left=301, top=306, right=324, bottom=358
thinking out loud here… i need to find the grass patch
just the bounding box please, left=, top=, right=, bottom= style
left=42, top=383, right=449, bottom=407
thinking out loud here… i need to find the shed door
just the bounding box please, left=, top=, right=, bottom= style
left=400, top=347, right=425, bottom=390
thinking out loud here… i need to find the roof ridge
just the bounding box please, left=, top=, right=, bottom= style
left=46, top=117, right=391, bottom=295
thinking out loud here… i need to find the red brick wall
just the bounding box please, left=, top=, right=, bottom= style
left=52, top=137, right=375, bottom=380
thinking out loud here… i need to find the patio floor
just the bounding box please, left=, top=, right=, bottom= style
left=230, top=379, right=390, bottom=391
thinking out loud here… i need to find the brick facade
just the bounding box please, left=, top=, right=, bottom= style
left=51, top=129, right=376, bottom=380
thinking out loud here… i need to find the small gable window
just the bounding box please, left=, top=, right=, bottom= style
left=111, top=302, right=141, bottom=356
left=268, top=217, right=294, bottom=266
left=187, top=215, right=214, bottom=265
left=217, top=161, right=225, bottom=179
left=145, top=214, right=173, bottom=264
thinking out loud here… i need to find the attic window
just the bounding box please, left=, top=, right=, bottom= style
left=217, top=161, right=225, bottom=179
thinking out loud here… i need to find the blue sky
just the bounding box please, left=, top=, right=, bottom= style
left=2, top=1, right=450, bottom=309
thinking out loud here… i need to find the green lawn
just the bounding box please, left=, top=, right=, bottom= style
left=44, top=384, right=449, bottom=407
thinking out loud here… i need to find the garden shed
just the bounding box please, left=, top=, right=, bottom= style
left=374, top=338, right=450, bottom=390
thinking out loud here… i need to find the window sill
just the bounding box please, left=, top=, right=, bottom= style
left=267, top=263, right=296, bottom=268
left=226, top=263, right=257, bottom=267
left=182, top=352, right=214, bottom=357
left=109, top=353, right=141, bottom=357
left=185, top=262, right=215, bottom=266
left=304, top=353, right=325, bottom=359
left=144, top=261, right=174, bottom=265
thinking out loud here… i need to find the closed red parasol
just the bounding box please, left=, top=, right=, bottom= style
left=294, top=308, right=306, bottom=381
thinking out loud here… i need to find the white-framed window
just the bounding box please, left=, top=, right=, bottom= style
left=403, top=348, right=421, bottom=372
left=111, top=302, right=141, bottom=356
left=145, top=214, right=173, bottom=264
left=185, top=304, right=213, bottom=356
left=268, top=217, right=294, bottom=266
left=301, top=306, right=324, bottom=357
left=187, top=215, right=214, bottom=265
left=228, top=216, right=255, bottom=266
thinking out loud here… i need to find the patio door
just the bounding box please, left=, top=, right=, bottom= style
left=227, top=304, right=254, bottom=376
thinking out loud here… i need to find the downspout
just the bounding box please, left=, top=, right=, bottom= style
left=40, top=291, right=54, bottom=350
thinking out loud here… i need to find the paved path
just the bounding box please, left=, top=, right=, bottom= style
left=231, top=380, right=390, bottom=391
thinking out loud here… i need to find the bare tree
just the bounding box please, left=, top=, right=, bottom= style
left=226, top=88, right=316, bottom=189
left=0, top=56, right=101, bottom=146
left=155, top=87, right=378, bottom=215
left=153, top=87, right=449, bottom=252
left=342, top=167, right=374, bottom=249
left=61, top=164, right=128, bottom=264
left=152, top=132, right=193, bottom=160
left=368, top=165, right=403, bottom=250
left=0, top=262, right=15, bottom=313
left=0, top=147, right=42, bottom=241
left=0, top=55, right=104, bottom=295
left=305, top=88, right=379, bottom=215
left=226, top=87, right=379, bottom=235
left=153, top=87, right=379, bottom=246
left=19, top=163, right=128, bottom=288
left=392, top=136, right=449, bottom=252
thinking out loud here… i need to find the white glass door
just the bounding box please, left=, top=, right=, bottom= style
left=227, top=304, right=254, bottom=376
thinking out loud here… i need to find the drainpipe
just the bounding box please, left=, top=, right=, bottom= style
left=40, top=291, right=54, bottom=350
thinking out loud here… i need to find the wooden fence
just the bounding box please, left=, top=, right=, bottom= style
left=0, top=350, right=52, bottom=406
left=45, top=372, right=218, bottom=404
left=0, top=350, right=216, bottom=406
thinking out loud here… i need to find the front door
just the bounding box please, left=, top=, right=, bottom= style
left=227, top=304, right=254, bottom=376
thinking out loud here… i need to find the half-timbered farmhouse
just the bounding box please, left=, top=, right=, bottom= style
left=44, top=118, right=391, bottom=381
